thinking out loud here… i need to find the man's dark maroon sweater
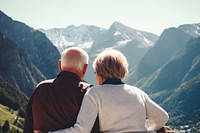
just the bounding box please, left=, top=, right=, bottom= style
left=23, top=71, right=100, bottom=133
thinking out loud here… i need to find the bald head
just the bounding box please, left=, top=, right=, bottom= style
left=59, top=47, right=89, bottom=79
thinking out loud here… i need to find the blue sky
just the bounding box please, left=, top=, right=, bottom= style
left=0, top=0, right=200, bottom=35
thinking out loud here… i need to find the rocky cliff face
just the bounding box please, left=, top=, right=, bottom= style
left=0, top=33, right=45, bottom=95
left=0, top=11, right=60, bottom=80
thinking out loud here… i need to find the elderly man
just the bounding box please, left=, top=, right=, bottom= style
left=23, top=47, right=100, bottom=133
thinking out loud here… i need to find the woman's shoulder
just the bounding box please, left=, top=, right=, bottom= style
left=86, top=85, right=112, bottom=96
left=87, top=85, right=102, bottom=93
left=89, top=84, right=101, bottom=89
left=124, top=84, right=148, bottom=95
left=124, top=84, right=140, bottom=90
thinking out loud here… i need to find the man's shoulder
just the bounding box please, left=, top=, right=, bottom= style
left=36, top=79, right=55, bottom=88
left=31, top=79, right=55, bottom=96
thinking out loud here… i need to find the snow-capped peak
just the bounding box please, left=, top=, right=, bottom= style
left=39, top=25, right=106, bottom=52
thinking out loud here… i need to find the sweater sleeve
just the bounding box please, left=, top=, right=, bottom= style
left=145, top=96, right=169, bottom=131
left=50, top=89, right=98, bottom=133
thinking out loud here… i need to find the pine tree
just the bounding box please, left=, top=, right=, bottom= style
left=2, top=120, right=10, bottom=133
left=16, top=129, right=20, bottom=133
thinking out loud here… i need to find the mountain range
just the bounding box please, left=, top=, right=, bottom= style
left=40, top=21, right=159, bottom=84
left=0, top=10, right=200, bottom=131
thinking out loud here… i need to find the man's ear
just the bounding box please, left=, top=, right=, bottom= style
left=58, top=60, right=62, bottom=72
left=82, top=64, right=88, bottom=75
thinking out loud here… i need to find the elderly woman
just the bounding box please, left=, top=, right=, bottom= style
left=49, top=49, right=169, bottom=133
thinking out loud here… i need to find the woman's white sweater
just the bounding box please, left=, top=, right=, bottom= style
left=52, top=84, right=169, bottom=133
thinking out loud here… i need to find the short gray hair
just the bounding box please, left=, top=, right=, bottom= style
left=61, top=47, right=89, bottom=70
left=93, top=49, right=128, bottom=79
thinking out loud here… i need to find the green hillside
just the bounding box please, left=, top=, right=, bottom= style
left=0, top=77, right=28, bottom=132
left=0, top=104, right=23, bottom=133
left=0, top=77, right=28, bottom=117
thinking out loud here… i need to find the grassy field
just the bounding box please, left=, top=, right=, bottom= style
left=0, top=104, right=23, bottom=132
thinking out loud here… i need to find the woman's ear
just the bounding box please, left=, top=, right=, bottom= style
left=58, top=60, right=62, bottom=72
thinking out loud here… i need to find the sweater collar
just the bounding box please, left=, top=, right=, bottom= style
left=57, top=71, right=81, bottom=81
left=102, top=78, right=124, bottom=85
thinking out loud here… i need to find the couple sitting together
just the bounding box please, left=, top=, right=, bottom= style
left=23, top=47, right=169, bottom=133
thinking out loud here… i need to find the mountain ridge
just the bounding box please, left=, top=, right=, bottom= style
left=39, top=24, right=106, bottom=52
left=0, top=10, right=60, bottom=80
left=126, top=27, right=194, bottom=85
